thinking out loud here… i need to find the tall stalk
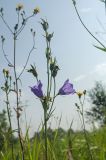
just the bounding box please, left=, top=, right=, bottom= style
left=0, top=5, right=39, bottom=159
left=44, top=107, right=48, bottom=160
left=76, top=92, right=93, bottom=160
left=13, top=33, right=25, bottom=160
left=29, top=19, right=74, bottom=160
left=43, top=31, right=50, bottom=160
left=40, top=19, right=58, bottom=160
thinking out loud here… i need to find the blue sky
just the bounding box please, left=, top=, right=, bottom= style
left=0, top=0, right=106, bottom=135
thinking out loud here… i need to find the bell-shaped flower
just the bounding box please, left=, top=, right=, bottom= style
left=30, top=80, right=43, bottom=98
left=58, top=79, right=75, bottom=95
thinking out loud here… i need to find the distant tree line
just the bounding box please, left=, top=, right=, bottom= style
left=87, top=81, right=106, bottom=126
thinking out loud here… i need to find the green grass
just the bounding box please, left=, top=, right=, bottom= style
left=1, top=126, right=106, bottom=160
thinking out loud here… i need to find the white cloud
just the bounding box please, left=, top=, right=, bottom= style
left=92, top=63, right=106, bottom=76
left=74, top=63, right=106, bottom=83
left=74, top=74, right=86, bottom=82
left=80, top=8, right=92, bottom=13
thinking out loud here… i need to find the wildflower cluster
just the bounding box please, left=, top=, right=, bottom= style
left=29, top=19, right=76, bottom=104
left=28, top=19, right=76, bottom=160
left=0, top=4, right=40, bottom=160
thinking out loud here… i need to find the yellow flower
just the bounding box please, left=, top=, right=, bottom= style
left=33, top=7, right=40, bottom=14
left=16, top=3, right=23, bottom=11
left=76, top=91, right=83, bottom=98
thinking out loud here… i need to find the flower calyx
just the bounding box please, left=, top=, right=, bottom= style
left=50, top=58, right=59, bottom=78
left=46, top=32, right=54, bottom=42
left=41, top=19, right=49, bottom=32
left=27, top=64, right=38, bottom=79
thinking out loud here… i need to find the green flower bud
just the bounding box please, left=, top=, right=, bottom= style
left=41, top=19, right=49, bottom=31
left=27, top=64, right=38, bottom=79
left=46, top=32, right=54, bottom=42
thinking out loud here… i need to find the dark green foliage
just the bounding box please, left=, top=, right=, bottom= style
left=33, top=127, right=66, bottom=141
left=0, top=109, right=17, bottom=151
left=87, top=81, right=106, bottom=125
left=0, top=110, right=8, bottom=150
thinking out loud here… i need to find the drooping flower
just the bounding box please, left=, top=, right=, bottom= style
left=58, top=79, right=75, bottom=95
left=30, top=80, right=43, bottom=98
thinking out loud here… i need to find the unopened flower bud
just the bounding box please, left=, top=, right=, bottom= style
left=6, top=70, right=9, bottom=78
left=0, top=8, right=3, bottom=16
left=3, top=69, right=9, bottom=77
left=52, top=65, right=59, bottom=78
left=27, top=64, right=38, bottom=78
left=46, top=32, right=54, bottom=42
left=14, top=24, right=18, bottom=31
left=83, top=90, right=86, bottom=95
left=75, top=103, right=80, bottom=109
left=3, top=69, right=6, bottom=74
left=30, top=28, right=33, bottom=32
left=1, top=35, right=5, bottom=43
left=41, top=19, right=49, bottom=31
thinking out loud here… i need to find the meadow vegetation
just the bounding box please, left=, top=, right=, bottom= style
left=1, top=1, right=106, bottom=160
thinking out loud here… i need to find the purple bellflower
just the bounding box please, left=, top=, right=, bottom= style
left=30, top=80, right=43, bottom=98
left=58, top=79, right=75, bottom=95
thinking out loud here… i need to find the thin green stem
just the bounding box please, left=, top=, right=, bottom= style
left=17, top=34, right=35, bottom=79
left=0, top=15, right=13, bottom=34
left=48, top=78, right=56, bottom=119
left=2, top=42, right=13, bottom=67
left=13, top=33, right=25, bottom=160
left=17, top=11, right=20, bottom=26
left=49, top=75, right=52, bottom=96
left=47, top=59, right=50, bottom=97
left=16, top=14, right=34, bottom=37
left=79, top=97, right=93, bottom=160
left=46, top=33, right=50, bottom=97
left=73, top=2, right=106, bottom=48
left=44, top=108, right=48, bottom=160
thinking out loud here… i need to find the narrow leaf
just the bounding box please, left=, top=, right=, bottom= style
left=94, top=45, right=106, bottom=52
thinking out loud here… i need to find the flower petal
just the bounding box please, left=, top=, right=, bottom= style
left=30, top=80, right=43, bottom=98
left=58, top=79, right=75, bottom=95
